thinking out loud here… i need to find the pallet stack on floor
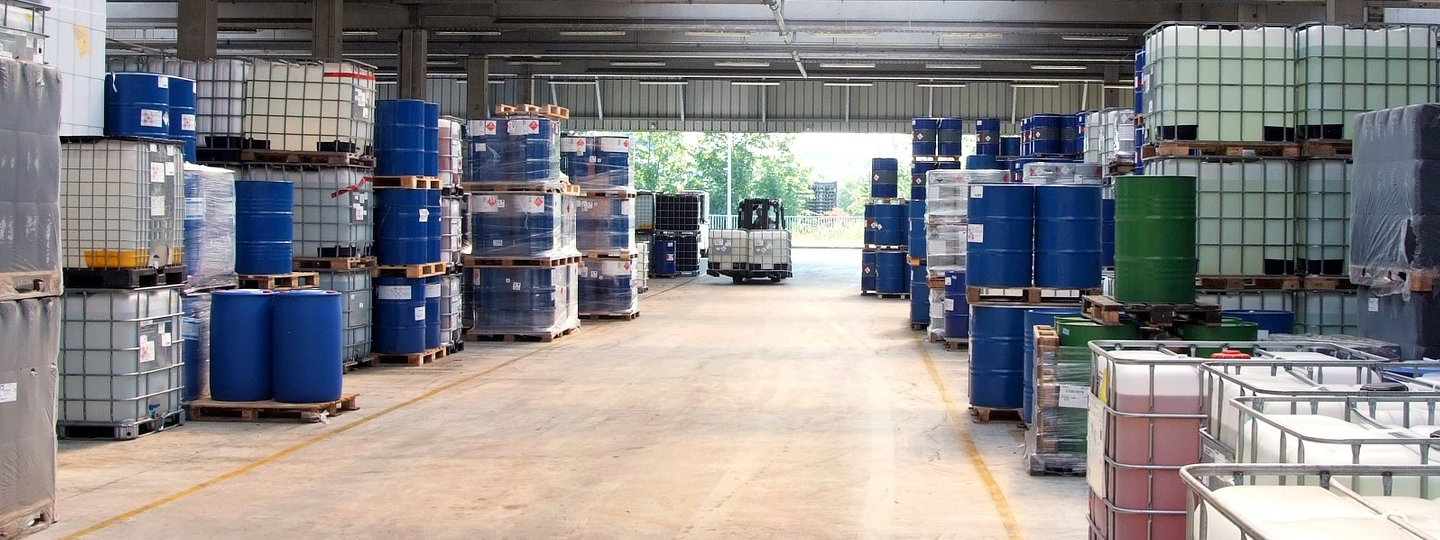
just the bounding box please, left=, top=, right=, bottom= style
left=462, top=105, right=581, bottom=342
left=563, top=134, right=641, bottom=320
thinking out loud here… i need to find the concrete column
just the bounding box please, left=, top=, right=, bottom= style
left=466, top=56, right=491, bottom=119
left=1327, top=0, right=1366, bottom=23
left=177, top=0, right=218, bottom=60
left=519, top=67, right=536, bottom=105
left=312, top=0, right=344, bottom=61
left=399, top=29, right=428, bottom=100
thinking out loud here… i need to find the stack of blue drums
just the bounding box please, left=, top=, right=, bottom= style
left=870, top=158, right=899, bottom=198
left=869, top=201, right=905, bottom=248
left=561, top=135, right=632, bottom=190
left=371, top=99, right=444, bottom=355
left=210, top=289, right=344, bottom=404
left=1026, top=114, right=1063, bottom=156
left=937, top=118, right=964, bottom=157
left=911, top=117, right=938, bottom=156
left=578, top=259, right=635, bottom=314
left=465, top=116, right=560, bottom=183
left=975, top=118, right=1001, bottom=156
left=471, top=265, right=576, bottom=333
left=911, top=162, right=936, bottom=200
left=104, top=72, right=198, bottom=161
left=375, top=100, right=432, bottom=177
left=470, top=193, right=569, bottom=258
left=1133, top=49, right=1147, bottom=174
left=909, top=265, right=929, bottom=326
left=576, top=197, right=633, bottom=253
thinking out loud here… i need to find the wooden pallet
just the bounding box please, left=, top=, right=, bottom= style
left=494, top=103, right=570, bottom=120
left=578, top=188, right=638, bottom=198
left=0, top=270, right=61, bottom=301
left=187, top=394, right=360, bottom=423
left=1300, top=139, right=1352, bottom=158
left=875, top=292, right=910, bottom=300
left=56, top=410, right=184, bottom=440
left=908, top=256, right=926, bottom=267
left=1080, top=294, right=1222, bottom=327
left=580, top=311, right=640, bottom=321
left=364, top=347, right=447, bottom=367
left=463, top=255, right=581, bottom=268
left=1105, top=162, right=1137, bottom=177
left=926, top=276, right=947, bottom=290
left=0, top=501, right=55, bottom=539
left=293, top=256, right=376, bottom=271
left=461, top=181, right=580, bottom=195
left=467, top=325, right=578, bottom=343
left=1143, top=141, right=1299, bottom=158
left=374, top=262, right=445, bottom=278
left=970, top=406, right=1023, bottom=423
left=1349, top=267, right=1436, bottom=293
left=195, top=147, right=375, bottom=167
left=64, top=265, right=186, bottom=290
left=944, top=338, right=970, bottom=351
left=371, top=176, right=441, bottom=189
left=238, top=272, right=319, bottom=291
left=1026, top=453, right=1086, bottom=477
left=1301, top=275, right=1357, bottom=291
left=966, top=286, right=1097, bottom=305
left=583, top=251, right=638, bottom=261
left=1195, top=275, right=1301, bottom=291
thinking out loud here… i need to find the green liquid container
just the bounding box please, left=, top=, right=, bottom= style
left=1175, top=317, right=1260, bottom=357
left=1055, top=315, right=1142, bottom=347
left=1114, top=175, right=1197, bottom=303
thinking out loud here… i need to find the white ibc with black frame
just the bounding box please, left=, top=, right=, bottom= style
left=748, top=230, right=791, bottom=271
left=1144, top=23, right=1295, bottom=143
left=1295, top=23, right=1439, bottom=141
left=61, top=139, right=185, bottom=269
left=440, top=273, right=463, bottom=346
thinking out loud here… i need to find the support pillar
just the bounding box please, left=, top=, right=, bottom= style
left=399, top=29, right=428, bottom=100
left=1327, top=0, right=1365, bottom=23
left=466, top=56, right=491, bottom=119
left=519, top=67, right=536, bottom=105
left=312, top=0, right=344, bottom=62
left=177, top=0, right=218, bottom=60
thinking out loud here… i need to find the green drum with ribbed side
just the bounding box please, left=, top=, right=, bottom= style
left=1114, top=175, right=1197, bottom=303
left=1175, top=317, right=1259, bottom=356
left=1054, top=316, right=1141, bottom=346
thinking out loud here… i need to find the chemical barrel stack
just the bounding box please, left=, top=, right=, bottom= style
left=867, top=156, right=906, bottom=299
left=179, top=164, right=238, bottom=404
left=0, top=55, right=62, bottom=537
left=926, top=168, right=983, bottom=346
left=438, top=116, right=467, bottom=353
left=463, top=104, right=581, bottom=343
left=564, top=133, right=640, bottom=321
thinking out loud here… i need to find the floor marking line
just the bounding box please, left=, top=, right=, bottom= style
left=914, top=333, right=1028, bottom=540
left=58, top=336, right=578, bottom=540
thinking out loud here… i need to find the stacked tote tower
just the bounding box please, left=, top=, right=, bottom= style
left=563, top=134, right=641, bottom=319
left=863, top=157, right=905, bottom=298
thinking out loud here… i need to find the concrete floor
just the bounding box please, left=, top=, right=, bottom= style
left=34, top=248, right=1087, bottom=540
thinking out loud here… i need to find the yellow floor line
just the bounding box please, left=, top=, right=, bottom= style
left=914, top=333, right=1028, bottom=540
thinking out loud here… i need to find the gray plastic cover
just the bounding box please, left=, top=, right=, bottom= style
left=1350, top=103, right=1440, bottom=294
left=0, top=297, right=60, bottom=531
left=0, top=57, right=62, bottom=300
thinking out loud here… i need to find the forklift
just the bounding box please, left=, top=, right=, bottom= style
left=707, top=198, right=794, bottom=283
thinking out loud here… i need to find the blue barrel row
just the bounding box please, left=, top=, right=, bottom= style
left=470, top=265, right=575, bottom=334
left=577, top=196, right=633, bottom=252
left=578, top=259, right=636, bottom=314
left=104, top=72, right=197, bottom=161
left=210, top=289, right=343, bottom=403
left=561, top=135, right=632, bottom=190
left=874, top=250, right=907, bottom=295
left=470, top=192, right=571, bottom=258
left=373, top=276, right=441, bottom=354
left=866, top=200, right=907, bottom=248
left=375, top=99, right=440, bottom=177
left=465, top=117, right=561, bottom=183
left=966, top=183, right=1103, bottom=289
left=871, top=157, right=899, bottom=198
left=1020, top=113, right=1084, bottom=157
left=375, top=188, right=442, bottom=265
left=912, top=117, right=965, bottom=157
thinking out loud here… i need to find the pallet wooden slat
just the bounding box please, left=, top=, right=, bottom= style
left=364, top=347, right=447, bottom=367
left=1299, top=139, right=1352, bottom=158
left=943, top=338, right=969, bottom=350
left=293, top=256, right=376, bottom=271
left=237, top=272, right=319, bottom=291
left=197, top=148, right=375, bottom=167
left=583, top=251, right=638, bottom=261
left=580, top=311, right=640, bottom=321
left=970, top=406, right=1022, bottom=423
left=1301, top=275, right=1356, bottom=291
left=374, top=262, right=446, bottom=278
left=966, top=286, right=1098, bottom=305
left=1195, top=275, right=1301, bottom=291
left=1143, top=141, right=1299, bottom=158
left=466, top=325, right=578, bottom=343
left=187, top=394, right=360, bottom=423
left=463, top=255, right=581, bottom=268
left=371, top=176, right=441, bottom=190
left=461, top=181, right=579, bottom=195
left=1081, top=294, right=1222, bottom=327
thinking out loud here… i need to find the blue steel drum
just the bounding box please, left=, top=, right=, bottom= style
left=466, top=118, right=506, bottom=182
left=210, top=289, right=274, bottom=401
left=105, top=72, right=170, bottom=139
left=578, top=197, right=633, bottom=252
left=1034, top=184, right=1102, bottom=288
left=560, top=135, right=591, bottom=181
left=167, top=76, right=197, bottom=161
left=911, top=161, right=938, bottom=200
left=863, top=203, right=876, bottom=245
left=473, top=267, right=565, bottom=330
left=425, top=276, right=442, bottom=349
left=871, top=202, right=905, bottom=247
left=943, top=270, right=969, bottom=340
left=234, top=180, right=294, bottom=274
left=1221, top=310, right=1295, bottom=336
left=967, top=183, right=1036, bottom=287
left=375, top=99, right=429, bottom=176
left=871, top=157, right=899, bottom=184
left=470, top=193, right=563, bottom=257
left=595, top=137, right=632, bottom=187
left=1134, top=49, right=1145, bottom=113
left=374, top=188, right=430, bottom=265
left=966, top=155, right=999, bottom=170
left=1101, top=191, right=1116, bottom=267
left=861, top=250, right=877, bottom=293
left=911, top=117, right=939, bottom=156
left=373, top=276, right=427, bottom=354
left=871, top=183, right=899, bottom=199
left=1021, top=307, right=1081, bottom=423
left=424, top=102, right=440, bottom=177
left=271, top=290, right=343, bottom=403
left=579, top=261, right=634, bottom=313
left=937, top=161, right=962, bottom=170
left=975, top=118, right=1001, bottom=156
left=907, top=200, right=927, bottom=259
left=426, top=189, right=442, bottom=262
left=937, top=117, right=964, bottom=156
left=1061, top=113, right=1082, bottom=155
left=1000, top=135, right=1021, bottom=157
left=910, top=265, right=930, bottom=324
left=652, top=235, right=678, bottom=276
left=1029, top=114, right=1063, bottom=155
left=508, top=117, right=560, bottom=181
left=874, top=251, right=907, bottom=295
left=970, top=304, right=1031, bottom=409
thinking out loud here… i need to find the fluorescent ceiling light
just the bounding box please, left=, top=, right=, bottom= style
left=610, top=61, right=666, bottom=67
left=488, top=80, right=507, bottom=85
left=1011, top=83, right=1061, bottom=88
left=638, top=80, right=688, bottom=86
left=917, top=83, right=967, bottom=88
left=809, top=31, right=878, bottom=39
left=939, top=32, right=1002, bottom=40
left=686, top=31, right=750, bottom=37
left=548, top=80, right=599, bottom=85
left=218, top=29, right=258, bottom=35
left=1062, top=35, right=1130, bottom=41
left=819, top=62, right=874, bottom=69
left=508, top=60, right=562, bottom=66
left=715, top=61, right=771, bottom=68
left=435, top=31, right=502, bottom=36
left=558, top=30, right=627, bottom=37
left=824, top=82, right=873, bottom=87
left=342, top=31, right=377, bottom=36
left=1103, top=84, right=1134, bottom=89
left=731, top=81, right=780, bottom=86
left=1032, top=65, right=1087, bottom=71
left=926, top=63, right=982, bottom=70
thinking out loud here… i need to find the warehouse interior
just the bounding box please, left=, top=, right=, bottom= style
left=6, top=1, right=1440, bottom=540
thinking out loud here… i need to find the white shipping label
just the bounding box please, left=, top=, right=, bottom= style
left=473, top=142, right=488, bottom=153
left=151, top=163, right=166, bottom=183
left=970, top=185, right=984, bottom=198
left=944, top=298, right=954, bottom=311
left=140, top=109, right=165, bottom=128
left=1058, top=385, right=1089, bottom=409
left=139, top=336, right=156, bottom=363
left=0, top=382, right=14, bottom=404
left=561, top=137, right=587, bottom=153
left=182, top=318, right=200, bottom=339
left=151, top=195, right=168, bottom=217
left=180, top=114, right=196, bottom=132
left=1257, top=329, right=1270, bottom=340
left=473, top=195, right=502, bottom=213
left=1369, top=297, right=1379, bottom=312
left=512, top=282, right=522, bottom=291
left=426, top=283, right=442, bottom=297
left=185, top=197, right=206, bottom=220
left=418, top=208, right=430, bottom=222
left=160, top=332, right=173, bottom=347
left=165, top=162, right=176, bottom=177
left=599, top=137, right=630, bottom=153
left=508, top=119, right=540, bottom=135
left=492, top=239, right=503, bottom=246
left=353, top=204, right=366, bottom=221
left=377, top=285, right=412, bottom=300
left=520, top=196, right=546, bottom=214
left=157, top=75, right=170, bottom=89
left=414, top=306, right=426, bottom=321
left=967, top=223, right=984, bottom=243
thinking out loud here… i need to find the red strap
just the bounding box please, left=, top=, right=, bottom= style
left=331, top=176, right=373, bottom=198
left=323, top=71, right=376, bottom=81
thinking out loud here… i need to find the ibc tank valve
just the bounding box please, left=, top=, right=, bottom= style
left=1209, top=349, right=1250, bottom=360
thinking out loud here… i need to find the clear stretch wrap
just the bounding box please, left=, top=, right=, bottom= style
left=633, top=241, right=650, bottom=293
left=107, top=56, right=251, bottom=147
left=237, top=163, right=372, bottom=259
left=61, top=138, right=186, bottom=269
left=1020, top=162, right=1104, bottom=185
left=181, top=164, right=237, bottom=291
left=576, top=195, right=636, bottom=253
left=561, top=135, right=633, bottom=191
left=928, top=288, right=946, bottom=339
left=0, top=297, right=60, bottom=535
left=440, top=273, right=463, bottom=345
left=0, top=57, right=62, bottom=299
left=464, top=116, right=562, bottom=184
left=180, top=292, right=210, bottom=401
left=468, top=191, right=578, bottom=259
left=242, top=59, right=375, bottom=153
left=1083, top=108, right=1135, bottom=166
left=925, top=169, right=979, bottom=277
left=578, top=258, right=639, bottom=315
left=441, top=195, right=463, bottom=268
left=470, top=264, right=579, bottom=335
left=59, top=287, right=185, bottom=427
left=438, top=116, right=463, bottom=188
left=1029, top=342, right=1090, bottom=473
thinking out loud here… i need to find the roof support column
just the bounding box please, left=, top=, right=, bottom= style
left=519, top=67, right=536, bottom=104
left=312, top=0, right=344, bottom=62
left=177, top=0, right=217, bottom=60
left=466, top=56, right=490, bottom=119
left=1327, top=0, right=1365, bottom=23
left=399, top=28, right=428, bottom=100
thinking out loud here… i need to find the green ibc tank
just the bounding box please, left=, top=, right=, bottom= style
left=1054, top=315, right=1141, bottom=347
left=1114, top=175, right=1197, bottom=303
left=1175, top=317, right=1259, bottom=356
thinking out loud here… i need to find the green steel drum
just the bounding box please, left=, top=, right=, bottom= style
left=1114, top=175, right=1197, bottom=303
left=1054, top=315, right=1141, bottom=347
left=1175, top=317, right=1260, bottom=356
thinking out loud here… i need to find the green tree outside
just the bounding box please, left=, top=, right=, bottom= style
left=630, top=132, right=814, bottom=218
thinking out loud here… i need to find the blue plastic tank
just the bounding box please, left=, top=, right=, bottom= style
left=271, top=290, right=343, bottom=403
left=234, top=180, right=294, bottom=275
left=210, top=289, right=275, bottom=401
left=375, top=99, right=429, bottom=176
left=373, top=276, right=427, bottom=354
left=167, top=76, right=197, bottom=161
left=374, top=188, right=430, bottom=265
left=911, top=117, right=939, bottom=156
left=937, top=117, right=964, bottom=156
